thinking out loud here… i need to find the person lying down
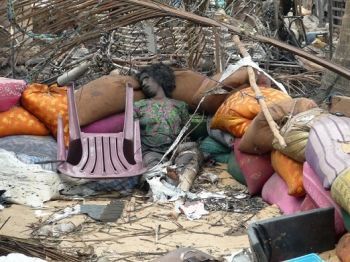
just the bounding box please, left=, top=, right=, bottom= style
left=134, top=63, right=190, bottom=167
left=134, top=63, right=202, bottom=186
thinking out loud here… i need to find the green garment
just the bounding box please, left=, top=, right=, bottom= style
left=134, top=98, right=189, bottom=153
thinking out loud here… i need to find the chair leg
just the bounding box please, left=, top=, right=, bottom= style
left=123, top=82, right=135, bottom=164
left=67, top=83, right=81, bottom=141
left=57, top=115, right=66, bottom=161
left=123, top=82, right=134, bottom=141
left=133, top=119, right=142, bottom=163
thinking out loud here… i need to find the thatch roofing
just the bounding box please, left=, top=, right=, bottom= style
left=1, top=0, right=350, bottom=80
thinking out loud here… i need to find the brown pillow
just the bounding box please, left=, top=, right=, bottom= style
left=171, top=70, right=206, bottom=109
left=75, top=75, right=144, bottom=126
left=192, top=67, right=255, bottom=114
left=192, top=73, right=228, bottom=115
left=239, top=98, right=317, bottom=155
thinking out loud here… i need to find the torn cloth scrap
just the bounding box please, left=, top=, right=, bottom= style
left=0, top=149, right=63, bottom=207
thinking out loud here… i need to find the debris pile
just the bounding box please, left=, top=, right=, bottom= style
left=0, top=0, right=349, bottom=261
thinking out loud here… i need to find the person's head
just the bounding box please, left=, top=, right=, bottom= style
left=137, top=63, right=176, bottom=98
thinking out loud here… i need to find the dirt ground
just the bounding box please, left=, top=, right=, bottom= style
left=0, top=165, right=341, bottom=261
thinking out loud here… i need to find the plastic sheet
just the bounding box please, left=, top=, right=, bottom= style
left=0, top=135, right=57, bottom=171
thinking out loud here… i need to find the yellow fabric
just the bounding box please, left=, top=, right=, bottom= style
left=211, top=87, right=290, bottom=137
left=331, top=169, right=350, bottom=215
left=22, top=83, right=69, bottom=146
left=0, top=106, right=49, bottom=137
left=271, top=150, right=305, bottom=197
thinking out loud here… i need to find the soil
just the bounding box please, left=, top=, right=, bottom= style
left=0, top=164, right=340, bottom=261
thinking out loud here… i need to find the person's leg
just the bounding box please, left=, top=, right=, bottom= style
left=173, top=142, right=203, bottom=188
left=140, top=150, right=167, bottom=191
left=143, top=150, right=164, bottom=168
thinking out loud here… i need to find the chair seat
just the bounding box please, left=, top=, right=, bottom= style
left=57, top=83, right=146, bottom=179
left=58, top=132, right=145, bottom=178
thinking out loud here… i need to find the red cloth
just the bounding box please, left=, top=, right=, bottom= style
left=234, top=139, right=274, bottom=195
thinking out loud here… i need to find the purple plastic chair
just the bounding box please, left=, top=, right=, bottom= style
left=57, top=83, right=145, bottom=179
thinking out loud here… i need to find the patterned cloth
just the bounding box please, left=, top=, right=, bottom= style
left=211, top=87, right=291, bottom=137
left=22, top=83, right=69, bottom=146
left=134, top=98, right=189, bottom=154
left=84, top=176, right=140, bottom=194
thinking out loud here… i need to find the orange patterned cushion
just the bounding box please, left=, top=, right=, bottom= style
left=0, top=106, right=49, bottom=137
left=211, top=87, right=290, bottom=137
left=271, top=150, right=305, bottom=197
left=22, top=83, right=69, bottom=146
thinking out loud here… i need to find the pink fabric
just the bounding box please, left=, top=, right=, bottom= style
left=234, top=139, right=274, bottom=195
left=81, top=113, right=125, bottom=133
left=0, top=77, right=26, bottom=112
left=300, top=194, right=318, bottom=211
left=262, top=173, right=304, bottom=214
left=303, top=162, right=345, bottom=235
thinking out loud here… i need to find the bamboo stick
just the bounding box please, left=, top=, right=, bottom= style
left=57, top=61, right=90, bottom=86
left=232, top=35, right=287, bottom=148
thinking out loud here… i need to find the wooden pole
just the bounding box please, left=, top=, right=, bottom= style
left=214, top=27, right=223, bottom=74
left=232, top=35, right=287, bottom=148
left=10, top=25, right=15, bottom=78
left=328, top=0, right=333, bottom=59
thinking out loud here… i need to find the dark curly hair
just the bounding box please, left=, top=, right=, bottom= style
left=137, top=63, right=176, bottom=97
